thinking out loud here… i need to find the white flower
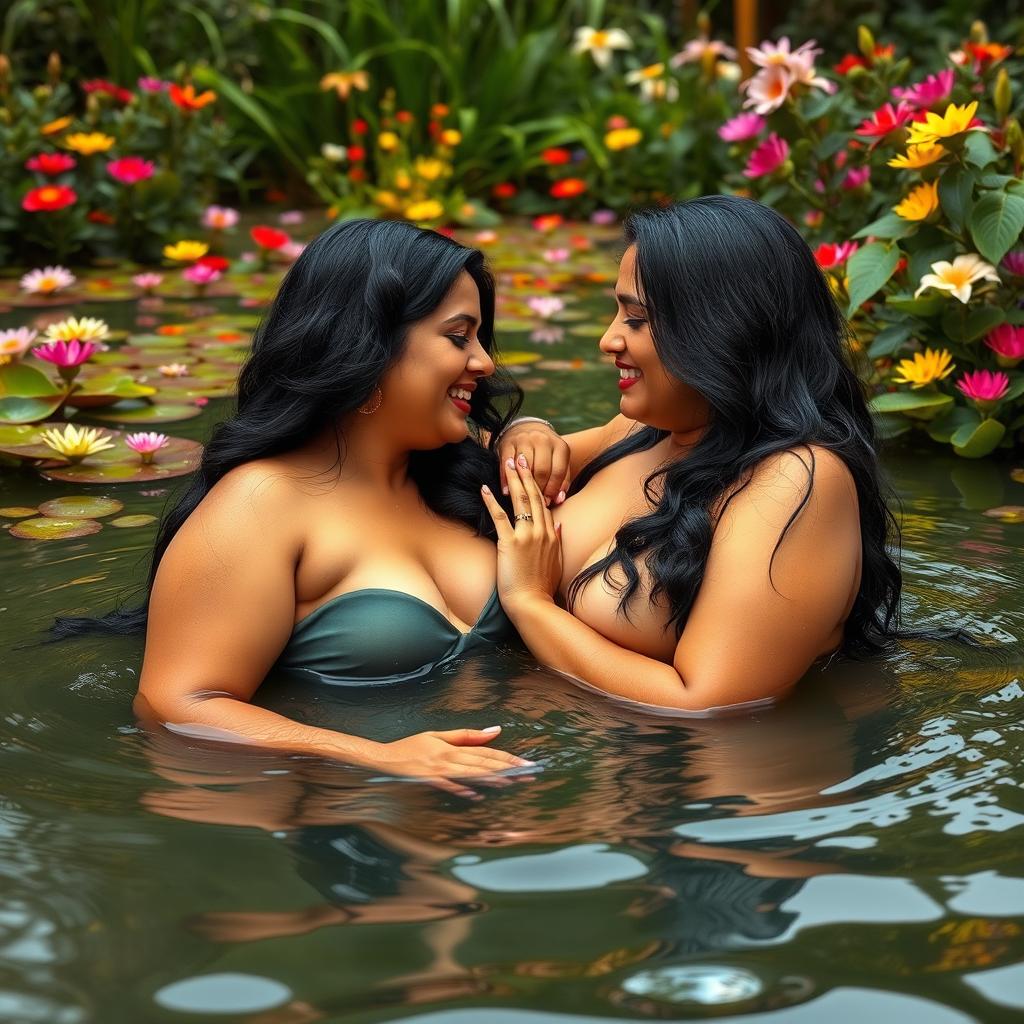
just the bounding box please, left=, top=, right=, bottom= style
left=321, top=143, right=347, bottom=162
left=572, top=26, right=633, bottom=69
left=670, top=38, right=737, bottom=67
left=0, top=328, right=37, bottom=359
left=19, top=266, right=76, bottom=295
left=741, top=64, right=794, bottom=114
left=914, top=253, right=1000, bottom=304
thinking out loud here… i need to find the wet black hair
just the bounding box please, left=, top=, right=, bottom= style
left=52, top=218, right=521, bottom=638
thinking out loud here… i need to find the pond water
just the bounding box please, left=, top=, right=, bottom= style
left=2, top=224, right=1024, bottom=1023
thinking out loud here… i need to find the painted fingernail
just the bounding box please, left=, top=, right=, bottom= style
left=517, top=453, right=528, bottom=467
left=557, top=490, right=566, bottom=504
left=505, top=457, right=515, bottom=470
left=481, top=484, right=491, bottom=495
left=482, top=725, right=501, bottom=733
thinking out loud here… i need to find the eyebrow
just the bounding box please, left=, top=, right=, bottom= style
left=615, top=292, right=647, bottom=308
left=440, top=312, right=479, bottom=327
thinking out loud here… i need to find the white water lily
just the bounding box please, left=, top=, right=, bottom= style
left=915, top=253, right=1001, bottom=304
left=572, top=26, right=633, bottom=69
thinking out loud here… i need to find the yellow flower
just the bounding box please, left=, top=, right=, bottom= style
left=404, top=199, right=444, bottom=221
left=914, top=253, right=1000, bottom=304
left=605, top=127, right=642, bottom=150
left=45, top=317, right=109, bottom=343
left=892, top=348, right=955, bottom=388
left=319, top=70, right=369, bottom=100
left=378, top=131, right=399, bottom=152
left=414, top=157, right=447, bottom=181
left=63, top=132, right=115, bottom=155
left=893, top=180, right=939, bottom=221
left=887, top=143, right=947, bottom=169
left=40, top=116, right=73, bottom=135
left=393, top=169, right=412, bottom=190
left=374, top=190, right=401, bottom=211
left=625, top=62, right=665, bottom=83
left=440, top=129, right=462, bottom=146
left=39, top=423, right=116, bottom=463
left=163, top=240, right=209, bottom=262
left=906, top=101, right=983, bottom=147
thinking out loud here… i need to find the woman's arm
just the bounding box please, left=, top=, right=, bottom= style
left=482, top=449, right=862, bottom=712
left=136, top=464, right=532, bottom=789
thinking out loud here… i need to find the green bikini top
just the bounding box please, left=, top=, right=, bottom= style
left=273, top=586, right=517, bottom=685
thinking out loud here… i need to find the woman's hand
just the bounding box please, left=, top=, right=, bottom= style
left=481, top=454, right=563, bottom=616
left=497, top=421, right=570, bottom=507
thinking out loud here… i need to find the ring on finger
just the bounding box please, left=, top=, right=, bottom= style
left=514, top=513, right=533, bottom=522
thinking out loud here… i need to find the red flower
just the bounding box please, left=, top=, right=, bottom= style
left=352, top=118, right=369, bottom=135
left=107, top=156, right=156, bottom=184
left=550, top=178, right=587, bottom=199
left=492, top=182, right=517, bottom=199
left=834, top=54, right=866, bottom=75
left=396, top=110, right=414, bottom=124
left=169, top=83, right=216, bottom=112
left=428, top=120, right=442, bottom=137
left=87, top=210, right=116, bottom=224
left=541, top=147, right=571, bottom=165
left=197, top=255, right=230, bottom=272
left=26, top=152, right=77, bottom=175
left=348, top=167, right=366, bottom=182
left=22, top=185, right=77, bottom=211
left=250, top=226, right=290, bottom=250
left=347, top=145, right=366, bottom=162
left=855, top=101, right=916, bottom=139
left=81, top=79, right=133, bottom=103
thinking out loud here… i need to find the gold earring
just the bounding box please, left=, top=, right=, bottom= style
left=358, top=385, right=383, bottom=415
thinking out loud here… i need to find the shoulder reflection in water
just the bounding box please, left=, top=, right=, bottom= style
left=137, top=650, right=893, bottom=1008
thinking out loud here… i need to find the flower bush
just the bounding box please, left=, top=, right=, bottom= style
left=0, top=53, right=235, bottom=264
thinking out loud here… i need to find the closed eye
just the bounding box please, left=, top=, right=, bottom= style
left=446, top=334, right=471, bottom=348
left=623, top=318, right=647, bottom=329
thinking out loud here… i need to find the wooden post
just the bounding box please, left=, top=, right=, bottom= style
left=735, top=0, right=758, bottom=77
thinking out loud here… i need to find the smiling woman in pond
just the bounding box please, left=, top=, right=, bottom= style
left=55, top=219, right=567, bottom=787
left=487, top=196, right=904, bottom=713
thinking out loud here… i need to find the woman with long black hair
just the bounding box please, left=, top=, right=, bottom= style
left=55, top=219, right=567, bottom=786
left=486, top=195, right=903, bottom=711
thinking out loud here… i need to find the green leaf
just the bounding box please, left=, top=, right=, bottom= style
left=1003, top=375, right=1024, bottom=402
left=952, top=418, right=1006, bottom=458
left=969, top=191, right=1024, bottom=265
left=854, top=212, right=917, bottom=240
left=868, top=324, right=913, bottom=359
left=964, top=132, right=999, bottom=169
left=846, top=242, right=900, bottom=314
left=886, top=293, right=945, bottom=317
left=941, top=304, right=1005, bottom=343
left=928, top=405, right=981, bottom=443
left=0, top=364, right=68, bottom=424
left=938, top=166, right=976, bottom=230
left=870, top=390, right=954, bottom=417
left=874, top=412, right=913, bottom=439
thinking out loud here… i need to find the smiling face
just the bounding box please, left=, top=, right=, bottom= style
left=377, top=270, right=495, bottom=449
left=599, top=245, right=709, bottom=433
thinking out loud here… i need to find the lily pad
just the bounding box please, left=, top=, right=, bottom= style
left=568, top=323, right=607, bottom=337
left=40, top=431, right=203, bottom=484
left=109, top=514, right=158, bottom=528
left=0, top=363, right=68, bottom=424
left=499, top=351, right=544, bottom=367
left=9, top=516, right=103, bottom=540
left=64, top=375, right=158, bottom=408
left=38, top=495, right=124, bottom=519
left=84, top=401, right=204, bottom=424
left=0, top=506, right=39, bottom=518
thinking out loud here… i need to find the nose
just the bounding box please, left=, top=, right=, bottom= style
left=599, top=325, right=625, bottom=356
left=468, top=339, right=495, bottom=377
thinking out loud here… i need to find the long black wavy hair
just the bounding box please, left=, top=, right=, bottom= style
left=566, top=195, right=903, bottom=656
left=52, top=219, right=522, bottom=638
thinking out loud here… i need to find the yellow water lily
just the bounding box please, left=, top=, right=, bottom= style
left=905, top=101, right=983, bottom=147
left=892, top=348, right=955, bottom=388
left=63, top=132, right=115, bottom=155
left=914, top=253, right=1000, bottom=304
left=404, top=199, right=444, bottom=221
left=887, top=143, right=947, bottom=169
left=893, top=180, right=939, bottom=221
left=605, top=127, right=642, bottom=150
left=319, top=70, right=369, bottom=100
left=163, top=240, right=209, bottom=262
left=45, top=317, right=109, bottom=343
left=39, top=423, right=116, bottom=463
left=414, top=157, right=447, bottom=181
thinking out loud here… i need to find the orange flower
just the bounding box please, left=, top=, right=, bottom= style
left=157, top=324, right=188, bottom=336
left=169, top=84, right=216, bottom=112
left=40, top=116, right=73, bottom=135
left=550, top=178, right=587, bottom=199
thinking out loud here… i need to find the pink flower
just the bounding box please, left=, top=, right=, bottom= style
left=182, top=263, right=222, bottom=285
left=278, top=210, right=305, bottom=225
left=543, top=248, right=570, bottom=263
left=125, top=431, right=170, bottom=464
left=842, top=166, right=871, bottom=190
left=743, top=133, right=790, bottom=178
left=32, top=339, right=99, bottom=367
left=527, top=296, right=565, bottom=319
left=718, top=113, right=765, bottom=142
left=107, top=157, right=155, bottom=184
left=0, top=327, right=37, bottom=359
left=132, top=272, right=163, bottom=292
left=814, top=241, right=859, bottom=269
left=984, top=324, right=1024, bottom=364
left=137, top=77, right=169, bottom=93
left=741, top=65, right=794, bottom=114
left=956, top=369, right=1009, bottom=403
left=892, top=70, right=954, bottom=108
left=855, top=102, right=917, bottom=139
left=589, top=209, right=617, bottom=225
left=280, top=241, right=306, bottom=262
left=530, top=326, right=565, bottom=344
left=1001, top=251, right=1024, bottom=277
left=202, top=205, right=239, bottom=229
left=671, top=37, right=737, bottom=66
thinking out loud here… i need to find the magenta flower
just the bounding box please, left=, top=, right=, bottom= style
left=107, top=157, right=156, bottom=184
left=718, top=113, right=765, bottom=142
left=32, top=339, right=99, bottom=384
left=842, top=166, right=871, bottom=190
left=137, top=77, right=169, bottom=93
left=892, top=70, right=954, bottom=108
left=132, top=272, right=163, bottom=293
left=956, top=369, right=1010, bottom=404
left=1001, top=251, right=1024, bottom=277
left=743, top=133, right=790, bottom=179
left=125, top=431, right=170, bottom=464
left=985, top=324, right=1024, bottom=365
left=182, top=263, right=222, bottom=286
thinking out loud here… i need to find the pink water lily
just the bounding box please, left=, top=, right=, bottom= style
left=985, top=324, right=1024, bottom=366
left=892, top=70, right=954, bottom=108
left=125, top=431, right=170, bottom=463
left=957, top=369, right=1010, bottom=405
left=182, top=263, right=222, bottom=286
left=543, top=248, right=571, bottom=263
left=107, top=156, right=156, bottom=184
left=743, top=133, right=790, bottom=178
left=132, top=272, right=163, bottom=293
left=32, top=338, right=99, bottom=384
left=527, top=296, right=565, bottom=319
left=718, top=113, right=765, bottom=142
left=202, top=205, right=239, bottom=230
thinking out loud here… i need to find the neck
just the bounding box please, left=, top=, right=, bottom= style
left=319, top=412, right=412, bottom=491
left=668, top=423, right=707, bottom=453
